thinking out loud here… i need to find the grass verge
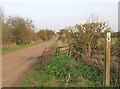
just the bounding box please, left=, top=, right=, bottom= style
left=19, top=54, right=116, bottom=87
left=2, top=41, right=40, bottom=55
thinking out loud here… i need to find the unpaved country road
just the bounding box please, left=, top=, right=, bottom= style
left=2, top=37, right=57, bottom=87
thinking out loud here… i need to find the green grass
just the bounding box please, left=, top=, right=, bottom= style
left=20, top=70, right=59, bottom=87
left=45, top=54, right=103, bottom=87
left=50, top=42, right=58, bottom=50
left=2, top=41, right=40, bottom=55
left=19, top=54, right=117, bottom=87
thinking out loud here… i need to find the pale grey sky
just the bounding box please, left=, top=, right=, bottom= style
left=0, top=0, right=118, bottom=32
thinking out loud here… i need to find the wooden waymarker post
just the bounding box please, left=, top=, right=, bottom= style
left=104, top=31, right=111, bottom=87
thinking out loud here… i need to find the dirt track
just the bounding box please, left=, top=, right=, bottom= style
left=2, top=37, right=57, bottom=87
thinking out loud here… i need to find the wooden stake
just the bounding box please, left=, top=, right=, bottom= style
left=104, top=31, right=111, bottom=87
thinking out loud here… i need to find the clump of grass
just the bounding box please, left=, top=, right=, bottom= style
left=45, top=54, right=104, bottom=87
left=45, top=54, right=76, bottom=77
left=50, top=42, right=58, bottom=50
left=20, top=70, right=59, bottom=87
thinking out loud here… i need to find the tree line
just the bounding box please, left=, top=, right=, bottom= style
left=0, top=8, right=55, bottom=48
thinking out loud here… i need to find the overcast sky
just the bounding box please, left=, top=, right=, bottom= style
left=0, top=0, right=118, bottom=32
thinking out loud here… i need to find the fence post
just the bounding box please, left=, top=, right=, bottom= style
left=104, top=31, right=111, bottom=87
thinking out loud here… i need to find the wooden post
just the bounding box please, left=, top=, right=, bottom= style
left=104, top=31, right=111, bottom=87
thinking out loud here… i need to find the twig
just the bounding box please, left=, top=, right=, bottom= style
left=65, top=73, right=71, bottom=88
